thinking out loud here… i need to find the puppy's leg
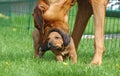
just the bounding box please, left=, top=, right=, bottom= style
left=72, top=0, right=92, bottom=50
left=56, top=54, right=63, bottom=62
left=33, top=28, right=44, bottom=58
left=39, top=50, right=46, bottom=57
left=90, top=0, right=108, bottom=65
left=68, top=38, right=77, bottom=63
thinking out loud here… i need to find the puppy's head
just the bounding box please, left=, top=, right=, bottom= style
left=48, top=32, right=63, bottom=50
left=47, top=29, right=70, bottom=50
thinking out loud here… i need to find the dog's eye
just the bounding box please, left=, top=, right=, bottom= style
left=55, top=36, right=59, bottom=40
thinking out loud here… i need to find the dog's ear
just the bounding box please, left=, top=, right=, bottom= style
left=40, top=40, right=50, bottom=51
left=33, top=6, right=45, bottom=33
left=61, top=32, right=70, bottom=47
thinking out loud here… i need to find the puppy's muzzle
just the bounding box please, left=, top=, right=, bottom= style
left=48, top=41, right=54, bottom=48
left=48, top=41, right=62, bottom=50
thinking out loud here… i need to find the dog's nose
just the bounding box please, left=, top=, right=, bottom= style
left=48, top=42, right=54, bottom=47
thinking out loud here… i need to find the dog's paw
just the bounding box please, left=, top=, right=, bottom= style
left=90, top=54, right=102, bottom=66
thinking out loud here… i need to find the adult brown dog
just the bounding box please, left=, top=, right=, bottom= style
left=32, top=0, right=77, bottom=63
left=72, top=0, right=108, bottom=65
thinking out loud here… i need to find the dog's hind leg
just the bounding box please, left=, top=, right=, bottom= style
left=68, top=38, right=77, bottom=64
left=72, top=0, right=92, bottom=50
left=90, top=0, right=108, bottom=65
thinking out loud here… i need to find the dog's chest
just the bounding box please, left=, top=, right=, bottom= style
left=52, top=49, right=69, bottom=56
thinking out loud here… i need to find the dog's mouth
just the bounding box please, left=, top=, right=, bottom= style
left=48, top=41, right=62, bottom=50
left=49, top=45, right=63, bottom=51
left=50, top=46, right=61, bottom=50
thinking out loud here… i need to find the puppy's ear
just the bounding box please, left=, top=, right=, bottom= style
left=33, top=6, right=45, bottom=33
left=61, top=32, right=70, bottom=47
left=40, top=40, right=50, bottom=51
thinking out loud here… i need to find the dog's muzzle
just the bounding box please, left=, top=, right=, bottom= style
left=48, top=41, right=63, bottom=50
left=47, top=28, right=71, bottom=48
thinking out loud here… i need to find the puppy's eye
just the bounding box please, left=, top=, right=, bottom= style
left=55, top=36, right=59, bottom=40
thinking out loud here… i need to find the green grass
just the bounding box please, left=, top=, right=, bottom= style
left=0, top=15, right=120, bottom=76
left=0, top=25, right=120, bottom=76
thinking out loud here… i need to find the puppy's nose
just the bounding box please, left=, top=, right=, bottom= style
left=48, top=42, right=54, bottom=47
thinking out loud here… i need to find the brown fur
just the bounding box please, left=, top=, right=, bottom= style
left=32, top=0, right=77, bottom=63
left=33, top=22, right=77, bottom=63
left=72, top=0, right=108, bottom=65
left=48, top=31, right=77, bottom=63
left=33, top=0, right=76, bottom=33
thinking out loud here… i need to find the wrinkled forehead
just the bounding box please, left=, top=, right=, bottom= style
left=48, top=31, right=62, bottom=38
left=48, top=0, right=65, bottom=3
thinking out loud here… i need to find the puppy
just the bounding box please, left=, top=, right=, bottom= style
left=33, top=21, right=77, bottom=63
left=47, top=31, right=77, bottom=63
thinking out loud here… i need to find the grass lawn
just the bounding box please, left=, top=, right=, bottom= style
left=0, top=23, right=120, bottom=76
left=0, top=9, right=120, bottom=76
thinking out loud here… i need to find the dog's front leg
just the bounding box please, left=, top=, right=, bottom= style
left=56, top=54, right=63, bottom=62
left=90, top=0, right=108, bottom=65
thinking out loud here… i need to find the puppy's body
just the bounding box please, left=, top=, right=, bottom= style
left=50, top=36, right=77, bottom=63
left=33, top=21, right=77, bottom=63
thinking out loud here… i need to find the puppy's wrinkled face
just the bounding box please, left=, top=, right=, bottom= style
left=47, top=32, right=63, bottom=50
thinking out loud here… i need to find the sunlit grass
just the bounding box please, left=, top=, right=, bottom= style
left=0, top=22, right=120, bottom=76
